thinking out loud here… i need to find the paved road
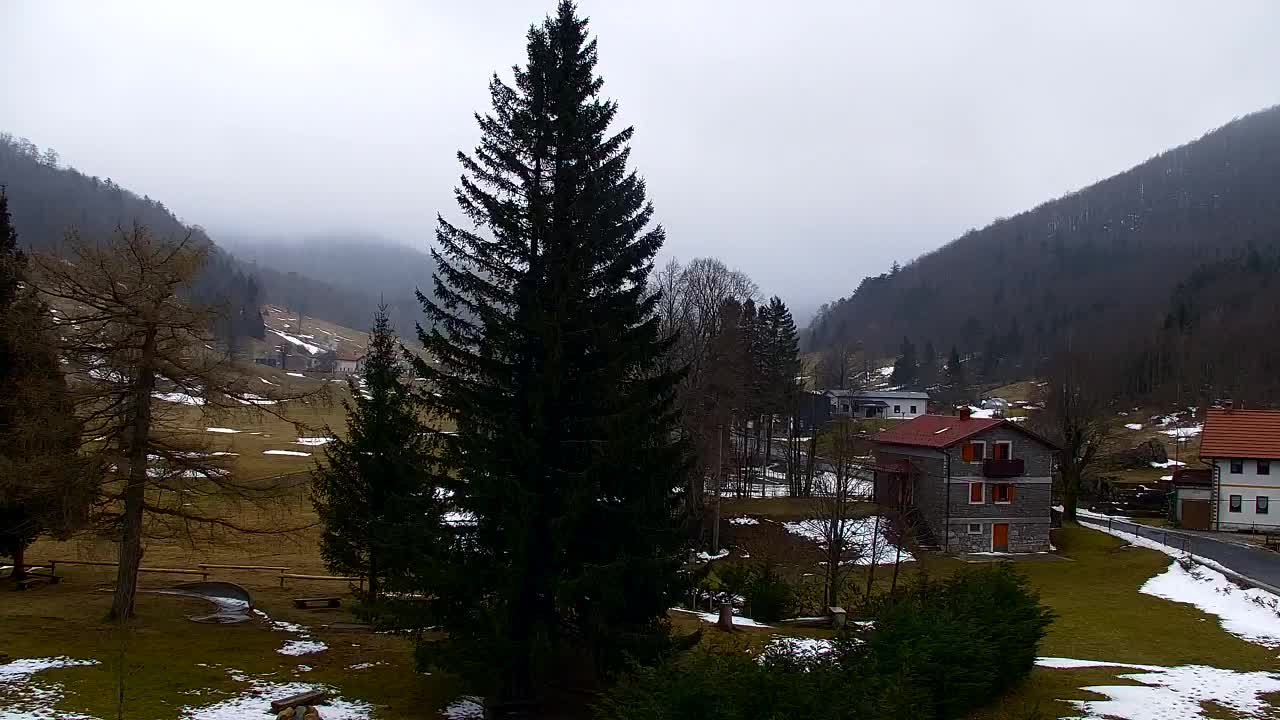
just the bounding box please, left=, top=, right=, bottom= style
left=1078, top=515, right=1280, bottom=591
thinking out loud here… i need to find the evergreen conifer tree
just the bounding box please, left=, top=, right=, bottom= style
left=891, top=336, right=918, bottom=387
left=947, top=345, right=964, bottom=386
left=410, top=2, right=690, bottom=707
left=0, top=188, right=92, bottom=585
left=312, top=305, right=442, bottom=603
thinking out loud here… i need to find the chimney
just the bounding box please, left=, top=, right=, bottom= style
left=1224, top=400, right=1234, bottom=413
left=959, top=406, right=971, bottom=421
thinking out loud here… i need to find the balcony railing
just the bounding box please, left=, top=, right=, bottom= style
left=983, top=458, right=1025, bottom=478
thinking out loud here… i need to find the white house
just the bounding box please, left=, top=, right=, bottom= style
left=335, top=351, right=364, bottom=375
left=825, top=390, right=929, bottom=420
left=1200, top=405, right=1280, bottom=531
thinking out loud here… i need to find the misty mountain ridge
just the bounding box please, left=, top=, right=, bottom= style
left=217, top=231, right=435, bottom=338
left=807, top=103, right=1280, bottom=401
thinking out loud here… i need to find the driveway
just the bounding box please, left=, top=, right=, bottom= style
left=1078, top=515, right=1280, bottom=592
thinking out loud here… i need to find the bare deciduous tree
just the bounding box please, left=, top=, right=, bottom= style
left=798, top=419, right=868, bottom=608
left=1036, top=349, right=1114, bottom=522
left=32, top=225, right=322, bottom=619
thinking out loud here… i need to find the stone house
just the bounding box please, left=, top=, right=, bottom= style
left=872, top=409, right=1059, bottom=553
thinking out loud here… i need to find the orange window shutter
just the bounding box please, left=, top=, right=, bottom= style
left=961, top=443, right=974, bottom=462
left=1009, top=485, right=1017, bottom=501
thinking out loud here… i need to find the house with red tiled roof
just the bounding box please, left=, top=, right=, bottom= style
left=1200, top=404, right=1280, bottom=531
left=872, top=408, right=1059, bottom=553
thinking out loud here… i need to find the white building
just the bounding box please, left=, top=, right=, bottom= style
left=1200, top=405, right=1280, bottom=531
left=825, top=390, right=929, bottom=420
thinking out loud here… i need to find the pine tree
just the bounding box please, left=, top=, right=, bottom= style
left=312, top=305, right=442, bottom=603
left=890, top=336, right=918, bottom=387
left=919, top=340, right=937, bottom=386
left=410, top=2, right=690, bottom=706
left=947, top=345, right=964, bottom=385
left=0, top=188, right=92, bottom=586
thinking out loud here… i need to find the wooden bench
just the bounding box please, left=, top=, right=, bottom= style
left=270, top=689, right=328, bottom=713
left=279, top=573, right=364, bottom=589
left=293, top=597, right=341, bottom=609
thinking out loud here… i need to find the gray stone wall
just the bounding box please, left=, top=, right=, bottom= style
left=944, top=520, right=1050, bottom=553
left=950, top=424, right=1054, bottom=479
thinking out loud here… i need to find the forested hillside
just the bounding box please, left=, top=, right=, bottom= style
left=219, top=233, right=434, bottom=338
left=0, top=133, right=264, bottom=340
left=807, top=105, right=1280, bottom=402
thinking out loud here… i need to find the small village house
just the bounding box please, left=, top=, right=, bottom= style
left=872, top=408, right=1059, bottom=553
left=1200, top=404, right=1280, bottom=532
left=335, top=351, right=364, bottom=375
left=825, top=389, right=929, bottom=420
left=1169, top=468, right=1213, bottom=530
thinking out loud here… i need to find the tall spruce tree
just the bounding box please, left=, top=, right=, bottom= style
left=947, top=345, right=964, bottom=385
left=411, top=1, right=690, bottom=707
left=312, top=305, right=441, bottom=603
left=0, top=188, right=92, bottom=585
left=891, top=336, right=918, bottom=387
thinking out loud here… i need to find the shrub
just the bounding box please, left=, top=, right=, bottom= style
left=745, top=562, right=796, bottom=622
left=597, top=564, right=1052, bottom=720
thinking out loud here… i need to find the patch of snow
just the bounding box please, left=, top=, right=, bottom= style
left=286, top=372, right=306, bottom=378
left=1150, top=460, right=1187, bottom=469
left=441, top=696, right=484, bottom=719
left=444, top=510, right=476, bottom=526
left=277, top=639, right=328, bottom=656
left=669, top=607, right=772, bottom=628
left=294, top=665, right=312, bottom=673
left=259, top=377, right=278, bottom=386
left=348, top=662, right=385, bottom=670
left=153, top=391, right=205, bottom=405
left=269, top=329, right=323, bottom=355
left=181, top=679, right=371, bottom=719
left=759, top=636, right=835, bottom=660
left=235, top=393, right=278, bottom=406
left=782, top=516, right=915, bottom=565
left=1125, top=423, right=1144, bottom=431
left=1037, top=658, right=1280, bottom=720
left=696, top=549, right=730, bottom=561
left=295, top=437, right=333, bottom=446
left=877, top=365, right=894, bottom=377
left=1161, top=424, right=1202, bottom=439
left=0, top=656, right=101, bottom=720
left=205, top=427, right=241, bottom=434
left=728, top=517, right=760, bottom=526
left=264, top=449, right=311, bottom=457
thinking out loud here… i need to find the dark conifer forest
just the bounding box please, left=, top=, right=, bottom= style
left=806, top=105, right=1280, bottom=402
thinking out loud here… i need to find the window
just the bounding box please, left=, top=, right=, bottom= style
left=992, top=484, right=1013, bottom=503
left=967, top=523, right=982, bottom=534
left=1258, top=497, right=1270, bottom=515
left=993, top=441, right=1012, bottom=461
left=894, top=404, right=901, bottom=413
left=969, top=482, right=984, bottom=504
left=1259, top=460, right=1271, bottom=476
left=909, top=405, right=917, bottom=414
left=1230, top=459, right=1244, bottom=474
left=1229, top=495, right=1242, bottom=513
left=962, top=440, right=987, bottom=462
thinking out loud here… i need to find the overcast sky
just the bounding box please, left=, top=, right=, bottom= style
left=3, top=1, right=1279, bottom=321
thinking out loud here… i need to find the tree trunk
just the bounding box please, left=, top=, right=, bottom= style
left=1062, top=467, right=1080, bottom=522
left=11, top=542, right=26, bottom=585
left=804, top=434, right=818, bottom=497
left=110, top=328, right=156, bottom=621
left=864, top=514, right=881, bottom=601
left=368, top=553, right=379, bottom=604
left=763, top=414, right=774, bottom=484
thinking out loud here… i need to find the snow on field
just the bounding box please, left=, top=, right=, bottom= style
left=1125, top=423, right=1144, bottom=431
left=277, top=640, right=328, bottom=656
left=153, top=391, right=205, bottom=405
left=286, top=372, right=305, bottom=378
left=235, top=393, right=278, bottom=406
left=783, top=516, right=915, bottom=565
left=263, top=449, right=311, bottom=457
left=696, top=549, right=730, bottom=561
left=1150, top=460, right=1186, bottom=468
left=1143, top=560, right=1280, bottom=648
left=441, top=696, right=484, bottom=719
left=181, top=678, right=370, bottom=719
left=295, top=437, right=333, bottom=446
left=259, top=377, right=278, bottom=386
left=0, top=656, right=100, bottom=719
left=1036, top=657, right=1280, bottom=720
left=348, top=662, right=385, bottom=670
left=669, top=607, right=772, bottom=628
left=1081, top=518, right=1280, bottom=647
left=1161, top=424, right=1202, bottom=439
left=205, top=427, right=241, bottom=433
left=268, top=329, right=323, bottom=355
left=760, top=636, right=835, bottom=659
left=967, top=406, right=996, bottom=419
left=877, top=365, right=894, bottom=377
left=729, top=516, right=760, bottom=525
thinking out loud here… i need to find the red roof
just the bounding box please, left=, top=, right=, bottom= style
left=1200, top=408, right=1280, bottom=459
left=874, top=414, right=1004, bottom=449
